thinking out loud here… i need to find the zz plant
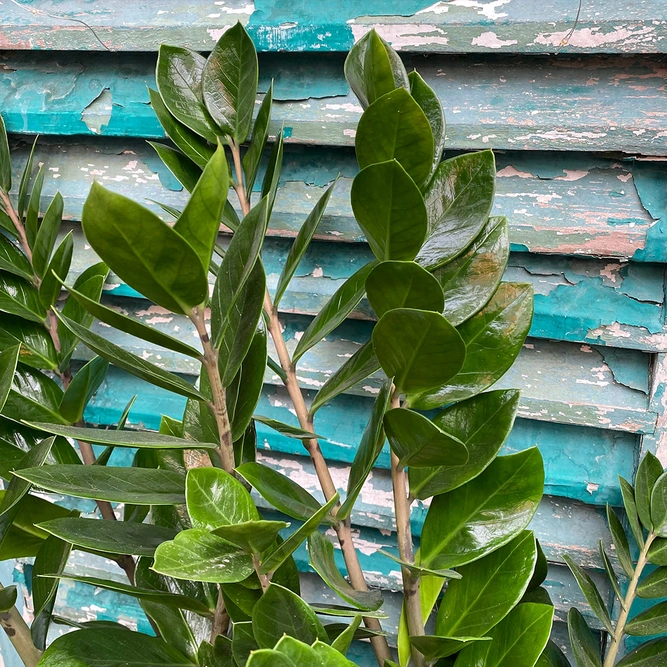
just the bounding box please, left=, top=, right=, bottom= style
left=565, top=452, right=667, bottom=667
left=0, top=24, right=551, bottom=667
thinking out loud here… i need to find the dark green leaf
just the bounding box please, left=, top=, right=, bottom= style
left=82, top=181, right=208, bottom=313
left=148, top=87, right=214, bottom=168
left=293, top=261, right=377, bottom=363
left=338, top=380, right=391, bottom=520
left=599, top=540, right=622, bottom=602
left=56, top=313, right=208, bottom=402
left=3, top=363, right=65, bottom=423
left=528, top=539, right=549, bottom=592
left=233, top=621, right=259, bottom=665
left=25, top=164, right=45, bottom=249
left=253, top=415, right=323, bottom=440
left=0, top=235, right=32, bottom=281
left=36, top=626, right=193, bottom=666
left=156, top=45, right=217, bottom=142
left=0, top=585, right=17, bottom=612
left=32, top=191, right=63, bottom=278
left=373, top=308, right=465, bottom=394
left=607, top=504, right=633, bottom=577
left=18, top=136, right=38, bottom=220
left=174, top=141, right=229, bottom=271
left=310, top=604, right=388, bottom=619
left=433, top=216, right=510, bottom=326
left=651, top=470, right=667, bottom=537
left=152, top=528, right=254, bottom=583
left=214, top=520, right=287, bottom=555
left=330, top=615, right=363, bottom=656
left=627, top=601, right=667, bottom=636
left=0, top=115, right=11, bottom=192
left=636, top=452, right=663, bottom=531
left=148, top=142, right=201, bottom=193
left=237, top=461, right=326, bottom=522
left=0, top=345, right=20, bottom=411
left=246, top=650, right=294, bottom=667
left=351, top=160, right=427, bottom=261
left=0, top=273, right=46, bottom=322
left=199, top=636, right=234, bottom=667
left=39, top=231, right=73, bottom=308
left=261, top=130, right=284, bottom=221
left=620, top=475, right=644, bottom=549
left=58, top=357, right=108, bottom=424
left=384, top=408, right=468, bottom=468
left=416, top=150, right=496, bottom=270
left=252, top=583, right=328, bottom=648
left=420, top=448, right=544, bottom=569
left=436, top=531, right=537, bottom=637
left=259, top=493, right=339, bottom=575
left=14, top=465, right=185, bottom=505
left=409, top=70, right=445, bottom=173
left=536, top=640, right=571, bottom=667
left=310, top=340, right=380, bottom=417
left=377, top=549, right=459, bottom=579
left=308, top=531, right=383, bottom=610
left=563, top=555, right=613, bottom=634
left=0, top=317, right=56, bottom=370
left=0, top=489, right=77, bottom=541
left=637, top=566, right=667, bottom=598
left=274, top=179, right=337, bottom=309
left=366, top=260, right=444, bottom=319
left=410, top=283, right=533, bottom=408
left=409, top=636, right=490, bottom=661
left=202, top=22, right=258, bottom=142
left=616, top=638, right=667, bottom=667
left=243, top=81, right=273, bottom=193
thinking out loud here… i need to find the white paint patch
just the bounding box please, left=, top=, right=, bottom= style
left=213, top=1, right=254, bottom=14
left=497, top=165, right=534, bottom=179
left=534, top=26, right=656, bottom=49
left=325, top=102, right=363, bottom=113
left=447, top=0, right=512, bottom=20
left=343, top=129, right=357, bottom=138
left=555, top=169, right=589, bottom=182
left=617, top=173, right=633, bottom=183
left=207, top=26, right=233, bottom=41
left=471, top=31, right=518, bottom=49
left=600, top=263, right=621, bottom=283
left=586, top=482, right=600, bottom=494
left=349, top=23, right=449, bottom=49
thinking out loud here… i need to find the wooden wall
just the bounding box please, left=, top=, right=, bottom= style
left=1, top=1, right=667, bottom=664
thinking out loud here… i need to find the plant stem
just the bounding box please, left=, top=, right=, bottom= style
left=390, top=391, right=425, bottom=667
left=190, top=307, right=235, bottom=474
left=253, top=555, right=270, bottom=593
left=0, top=584, right=41, bottom=667
left=229, top=140, right=250, bottom=217
left=604, top=531, right=656, bottom=667
left=210, top=588, right=230, bottom=642
left=0, top=190, right=32, bottom=263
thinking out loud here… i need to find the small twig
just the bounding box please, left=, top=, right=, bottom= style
left=0, top=190, right=32, bottom=263
left=556, top=0, right=583, bottom=53
left=210, top=588, right=230, bottom=642
left=0, top=583, right=41, bottom=667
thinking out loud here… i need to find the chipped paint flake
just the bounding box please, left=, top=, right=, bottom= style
left=471, top=31, right=518, bottom=49
left=534, top=26, right=657, bottom=49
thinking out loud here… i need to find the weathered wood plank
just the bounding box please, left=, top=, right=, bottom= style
left=8, top=138, right=667, bottom=263
left=1, top=1, right=665, bottom=54
left=2, top=52, right=667, bottom=154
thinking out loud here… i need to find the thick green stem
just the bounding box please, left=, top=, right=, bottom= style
left=604, top=532, right=656, bottom=667
left=0, top=583, right=41, bottom=667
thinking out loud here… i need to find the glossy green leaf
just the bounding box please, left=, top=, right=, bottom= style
left=651, top=471, right=667, bottom=537
left=626, top=601, right=667, bottom=636
left=308, top=531, right=383, bottom=610
left=36, top=626, right=193, bottom=666
left=636, top=452, right=663, bottom=531
left=409, top=636, right=490, bottom=661
left=198, top=636, right=234, bottom=667
left=563, top=555, right=613, bottom=634
left=293, top=261, right=376, bottom=363
left=537, top=641, right=571, bottom=667
left=252, top=415, right=323, bottom=440
left=0, top=489, right=77, bottom=541
left=39, top=231, right=73, bottom=308
left=410, top=282, right=533, bottom=408
left=620, top=475, right=644, bottom=549
left=330, top=615, right=362, bottom=656
left=373, top=308, right=465, bottom=394
left=174, top=141, right=229, bottom=271
left=356, top=88, right=433, bottom=187
left=436, top=531, right=537, bottom=637
left=37, top=517, right=175, bottom=556
left=0, top=235, right=32, bottom=281
left=2, top=364, right=65, bottom=423
left=58, top=357, right=108, bottom=424
left=246, top=650, right=293, bottom=667
left=148, top=87, right=214, bottom=168
left=186, top=467, right=259, bottom=530
left=17, top=136, right=38, bottom=220
left=599, top=540, right=622, bottom=602
left=261, top=130, right=284, bottom=220
left=243, top=81, right=273, bottom=193
left=607, top=504, right=633, bottom=577
left=351, top=160, right=427, bottom=261
left=14, top=465, right=185, bottom=505
left=32, top=191, right=63, bottom=278
left=274, top=179, right=337, bottom=309
left=31, top=535, right=73, bottom=649
left=0, top=345, right=20, bottom=412
left=152, top=528, right=254, bottom=583
left=0, top=115, right=11, bottom=192
left=202, top=22, right=258, bottom=142
left=384, top=408, right=468, bottom=468
left=527, top=539, right=549, bottom=593
left=0, top=585, right=17, bottom=613
left=56, top=312, right=208, bottom=402
left=25, top=164, right=45, bottom=249
left=570, top=608, right=603, bottom=667
left=260, top=493, right=339, bottom=575
left=420, top=448, right=544, bottom=569
left=0, top=273, right=46, bottom=322
left=455, top=603, right=553, bottom=667
left=616, top=638, right=667, bottom=667
left=311, top=604, right=388, bottom=619
left=233, top=621, right=259, bottom=665
left=378, top=549, right=459, bottom=580
left=338, top=380, right=391, bottom=521
left=82, top=181, right=208, bottom=313
left=637, top=566, right=667, bottom=598
left=310, top=340, right=380, bottom=417
left=433, top=216, right=510, bottom=326
left=0, top=318, right=55, bottom=370
left=253, top=583, right=328, bottom=648
left=366, top=260, right=444, bottom=319
left=148, top=142, right=201, bottom=193
left=156, top=44, right=217, bottom=142
left=409, top=70, right=445, bottom=172
left=237, top=461, right=326, bottom=522
left=214, top=520, right=288, bottom=555
left=416, top=150, right=496, bottom=270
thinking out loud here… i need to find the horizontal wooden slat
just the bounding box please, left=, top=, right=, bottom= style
left=2, top=52, right=667, bottom=154
left=1, top=1, right=665, bottom=54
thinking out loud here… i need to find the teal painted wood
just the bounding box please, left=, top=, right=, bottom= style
left=1, top=1, right=666, bottom=54
left=2, top=51, right=667, bottom=155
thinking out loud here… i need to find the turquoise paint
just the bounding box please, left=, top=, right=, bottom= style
left=632, top=161, right=667, bottom=262
left=599, top=348, right=651, bottom=395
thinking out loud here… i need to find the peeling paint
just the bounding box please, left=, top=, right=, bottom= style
left=80, top=88, right=112, bottom=134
